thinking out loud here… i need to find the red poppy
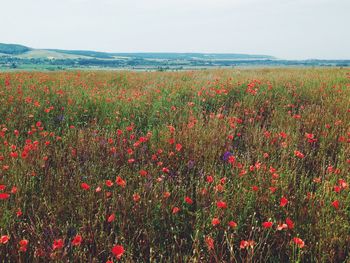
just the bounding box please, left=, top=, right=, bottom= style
left=293, top=237, right=305, bottom=248
left=205, top=236, right=214, bottom=250
left=216, top=201, right=227, bottom=209
left=280, top=197, right=288, bottom=207
left=72, top=234, right=82, bottom=246
left=286, top=218, right=294, bottom=229
left=0, top=193, right=10, bottom=200
left=81, top=183, right=90, bottom=190
left=184, top=196, right=193, bottom=205
left=53, top=239, right=64, bottom=250
left=0, top=235, right=10, bottom=244
left=332, top=200, right=339, bottom=209
left=105, top=180, right=113, bottom=187
left=294, top=150, right=305, bottom=159
left=175, top=143, right=182, bottom=151
left=212, top=217, right=220, bottom=226
left=116, top=176, right=126, bottom=188
left=133, top=193, right=140, bottom=202
left=107, top=213, right=115, bottom=222
left=228, top=221, right=237, bottom=228
left=111, top=245, right=124, bottom=259
left=252, top=185, right=259, bottom=192
left=139, top=170, right=148, bottom=177
left=206, top=175, right=213, bottom=183
left=172, top=207, right=180, bottom=214
left=19, top=239, right=29, bottom=252
left=262, top=221, right=273, bottom=228
left=277, top=223, right=288, bottom=230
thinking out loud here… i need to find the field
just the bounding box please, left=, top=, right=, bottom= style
left=0, top=68, right=349, bottom=262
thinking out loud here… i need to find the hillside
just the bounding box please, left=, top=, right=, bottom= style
left=0, top=43, right=31, bottom=55
left=0, top=43, right=349, bottom=70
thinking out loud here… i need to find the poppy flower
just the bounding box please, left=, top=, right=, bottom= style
left=107, top=213, right=115, bottom=222
left=72, top=234, right=82, bottom=246
left=163, top=191, right=171, bottom=198
left=252, top=185, right=259, bottom=192
left=19, top=239, right=29, bottom=252
left=262, top=221, right=273, bottom=228
left=0, top=235, right=10, bottom=244
left=184, top=196, right=193, bottom=205
left=216, top=201, right=227, bottom=209
left=280, top=197, right=288, bottom=207
left=111, top=244, right=124, bottom=259
left=105, top=180, right=113, bottom=187
left=175, top=143, right=182, bottom=151
left=206, top=175, right=213, bottom=183
left=286, top=218, right=294, bottom=229
left=240, top=240, right=255, bottom=249
left=293, top=237, right=305, bottom=248
left=0, top=193, right=10, bottom=200
left=116, top=176, right=126, bottom=187
left=277, top=223, right=288, bottom=230
left=139, top=170, right=147, bottom=177
left=81, top=183, right=90, bottom=190
left=228, top=221, right=237, bottom=228
left=53, top=239, right=64, bottom=250
left=172, top=207, right=180, bottom=214
left=332, top=200, right=339, bottom=209
left=133, top=193, right=140, bottom=202
left=294, top=150, right=305, bottom=159
left=212, top=217, right=220, bottom=226
left=205, top=236, right=214, bottom=250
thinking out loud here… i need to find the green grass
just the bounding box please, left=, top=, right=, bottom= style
left=0, top=68, right=349, bottom=262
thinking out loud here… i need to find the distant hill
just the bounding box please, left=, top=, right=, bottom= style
left=0, top=43, right=349, bottom=70
left=0, top=43, right=31, bottom=55
left=0, top=43, right=275, bottom=60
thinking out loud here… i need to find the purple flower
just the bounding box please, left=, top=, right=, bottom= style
left=223, top=151, right=233, bottom=161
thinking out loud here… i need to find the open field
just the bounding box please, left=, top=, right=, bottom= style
left=0, top=68, right=349, bottom=262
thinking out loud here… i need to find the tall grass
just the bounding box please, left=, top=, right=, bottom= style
left=0, top=68, right=349, bottom=262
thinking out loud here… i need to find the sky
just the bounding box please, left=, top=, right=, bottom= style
left=1, top=0, right=349, bottom=59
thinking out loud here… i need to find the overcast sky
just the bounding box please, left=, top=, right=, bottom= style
left=1, top=0, right=349, bottom=59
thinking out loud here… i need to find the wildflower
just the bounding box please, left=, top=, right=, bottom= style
left=19, top=239, right=29, bottom=252
left=105, top=180, right=113, bottom=187
left=332, top=200, right=339, bottom=209
left=53, top=239, right=64, bottom=250
left=172, top=207, right=180, bottom=214
left=228, top=221, right=237, bottom=228
left=212, top=217, right=220, bottom=226
left=81, top=183, right=90, bottom=190
left=294, top=150, right=305, bottom=159
left=293, top=237, right=305, bottom=248
left=133, top=193, right=140, bottom=202
left=111, top=245, right=124, bottom=259
left=262, top=221, right=273, bottom=228
left=205, top=236, right=214, bottom=250
left=0, top=235, right=10, bottom=244
left=277, top=223, right=288, bottom=230
left=116, top=176, right=126, bottom=187
left=286, top=218, right=294, bottom=229
left=0, top=193, right=10, bottom=200
left=216, top=201, right=227, bottom=209
left=184, top=196, right=193, bottom=205
left=175, top=143, right=182, bottom=151
left=107, top=213, right=115, bottom=222
left=206, top=175, right=213, bottom=183
left=72, top=235, right=82, bottom=246
left=280, top=197, right=288, bottom=207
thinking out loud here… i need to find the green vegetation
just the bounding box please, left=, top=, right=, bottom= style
left=0, top=43, right=31, bottom=55
left=0, top=68, right=349, bottom=262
